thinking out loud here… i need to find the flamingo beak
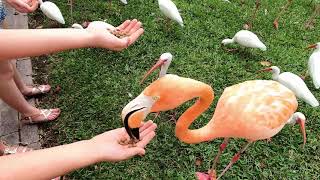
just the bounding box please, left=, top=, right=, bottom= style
left=307, top=44, right=317, bottom=49
left=140, top=58, right=166, bottom=84
left=123, top=107, right=146, bottom=140
left=297, top=118, right=306, bottom=148
left=257, top=67, right=273, bottom=73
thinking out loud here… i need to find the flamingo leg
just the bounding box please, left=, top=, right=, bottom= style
left=153, top=112, right=161, bottom=120
left=217, top=141, right=253, bottom=180
left=305, top=4, right=320, bottom=29
left=273, top=0, right=293, bottom=29
left=211, top=138, right=230, bottom=170
left=245, top=0, right=261, bottom=30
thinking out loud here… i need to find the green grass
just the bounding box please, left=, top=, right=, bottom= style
left=33, top=0, right=320, bottom=179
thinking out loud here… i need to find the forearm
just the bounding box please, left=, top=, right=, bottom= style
left=0, top=29, right=95, bottom=61
left=0, top=140, right=100, bottom=180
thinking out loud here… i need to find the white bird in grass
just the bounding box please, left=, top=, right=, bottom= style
left=38, top=0, right=65, bottom=24
left=72, top=21, right=116, bottom=31
left=307, top=43, right=320, bottom=89
left=120, top=0, right=128, bottom=4
left=158, top=0, right=184, bottom=27
left=222, top=30, right=267, bottom=51
left=259, top=66, right=319, bottom=107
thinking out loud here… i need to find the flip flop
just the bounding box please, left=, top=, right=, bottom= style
left=21, top=109, right=60, bottom=124
left=24, top=85, right=51, bottom=97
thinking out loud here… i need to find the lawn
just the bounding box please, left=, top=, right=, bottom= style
left=32, top=0, right=320, bottom=179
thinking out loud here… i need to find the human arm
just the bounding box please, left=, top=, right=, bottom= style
left=0, top=120, right=156, bottom=180
left=0, top=19, right=144, bottom=61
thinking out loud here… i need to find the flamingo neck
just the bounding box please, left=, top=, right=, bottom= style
left=175, top=85, right=217, bottom=144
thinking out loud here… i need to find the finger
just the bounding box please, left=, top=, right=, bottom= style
left=14, top=1, right=33, bottom=12
left=29, top=0, right=39, bottom=11
left=127, top=28, right=144, bottom=46
left=123, top=19, right=138, bottom=33
left=139, top=120, right=154, bottom=133
left=140, top=123, right=157, bottom=138
left=117, top=20, right=131, bottom=30
left=125, top=147, right=145, bottom=158
left=128, top=21, right=142, bottom=35
left=137, top=131, right=156, bottom=148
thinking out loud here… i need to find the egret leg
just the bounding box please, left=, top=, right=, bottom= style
left=273, top=0, right=293, bottom=29
left=217, top=141, right=253, bottom=180
left=300, top=70, right=309, bottom=80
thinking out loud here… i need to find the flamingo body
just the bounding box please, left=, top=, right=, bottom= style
left=222, top=30, right=267, bottom=51
left=308, top=44, right=320, bottom=89
left=39, top=1, right=65, bottom=24
left=158, top=0, right=184, bottom=27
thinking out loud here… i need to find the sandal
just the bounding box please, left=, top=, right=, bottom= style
left=23, top=85, right=51, bottom=97
left=21, top=109, right=61, bottom=124
left=0, top=141, right=33, bottom=156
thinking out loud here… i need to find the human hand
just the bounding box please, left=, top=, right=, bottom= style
left=5, top=0, right=38, bottom=13
left=87, top=19, right=144, bottom=51
left=90, top=120, right=157, bottom=162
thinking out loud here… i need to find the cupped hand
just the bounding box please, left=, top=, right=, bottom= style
left=90, top=120, right=157, bottom=162
left=87, top=19, right=144, bottom=51
left=5, top=0, right=38, bottom=13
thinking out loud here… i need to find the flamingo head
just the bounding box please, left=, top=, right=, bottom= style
left=288, top=112, right=306, bottom=147
left=140, top=53, right=173, bottom=84
left=121, top=94, right=158, bottom=140
left=307, top=42, right=320, bottom=50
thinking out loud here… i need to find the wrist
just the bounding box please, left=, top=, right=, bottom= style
left=78, top=139, right=102, bottom=164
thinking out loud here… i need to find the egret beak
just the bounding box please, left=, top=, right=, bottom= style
left=297, top=117, right=306, bottom=148
left=140, top=59, right=166, bottom=84
left=257, top=67, right=272, bottom=73
left=123, top=107, right=146, bottom=140
left=307, top=44, right=317, bottom=49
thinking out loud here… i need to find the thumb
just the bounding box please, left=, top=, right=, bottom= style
left=125, top=147, right=145, bottom=158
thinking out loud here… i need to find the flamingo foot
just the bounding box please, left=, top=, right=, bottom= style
left=196, top=171, right=216, bottom=180
left=273, top=19, right=279, bottom=29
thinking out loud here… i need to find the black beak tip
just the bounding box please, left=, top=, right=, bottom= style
left=131, top=128, right=140, bottom=140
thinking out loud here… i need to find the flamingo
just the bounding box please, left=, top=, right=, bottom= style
left=305, top=3, right=320, bottom=29
left=244, top=0, right=261, bottom=30
left=38, top=0, right=65, bottom=24
left=273, top=0, right=293, bottom=29
left=158, top=0, right=184, bottom=27
left=259, top=66, right=319, bottom=107
left=121, top=54, right=306, bottom=179
left=221, top=30, right=266, bottom=51
left=307, top=43, right=320, bottom=89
